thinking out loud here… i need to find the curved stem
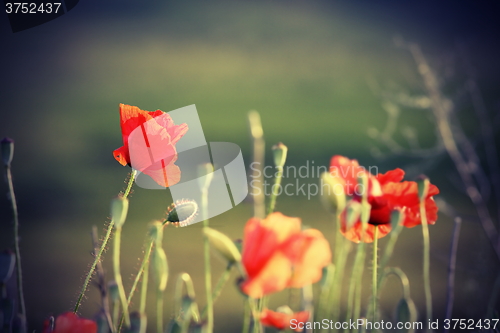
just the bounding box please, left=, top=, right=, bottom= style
left=5, top=165, right=26, bottom=324
left=74, top=170, right=136, bottom=314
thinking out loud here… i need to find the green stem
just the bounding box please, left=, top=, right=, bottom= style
left=201, top=264, right=233, bottom=319
left=117, top=239, right=153, bottom=332
left=139, top=242, right=152, bottom=314
left=74, top=171, right=136, bottom=313
left=157, top=289, right=163, bottom=333
left=202, top=188, right=214, bottom=333
left=372, top=225, right=379, bottom=322
left=346, top=242, right=366, bottom=327
left=267, top=166, right=283, bottom=215
left=242, top=300, right=251, bottom=333
left=5, top=165, right=26, bottom=323
left=113, top=226, right=130, bottom=328
left=420, top=200, right=433, bottom=328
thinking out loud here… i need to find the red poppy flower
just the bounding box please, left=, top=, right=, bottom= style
left=42, top=312, right=97, bottom=333
left=113, top=104, right=188, bottom=187
left=329, top=155, right=439, bottom=243
left=241, top=212, right=331, bottom=298
left=260, top=308, right=310, bottom=332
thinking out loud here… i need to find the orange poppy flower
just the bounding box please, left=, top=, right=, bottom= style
left=330, top=155, right=439, bottom=243
left=113, top=104, right=188, bottom=187
left=260, top=308, right=310, bottom=332
left=240, top=212, right=331, bottom=298
left=42, top=312, right=97, bottom=333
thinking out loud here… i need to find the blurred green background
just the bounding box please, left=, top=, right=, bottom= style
left=1, top=1, right=500, bottom=331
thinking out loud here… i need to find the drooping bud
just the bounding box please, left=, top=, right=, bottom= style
left=394, top=297, right=418, bottom=332
left=150, top=221, right=168, bottom=292
left=272, top=142, right=288, bottom=169
left=111, top=196, right=129, bottom=228
left=391, top=209, right=405, bottom=230
left=1, top=137, right=14, bottom=167
left=203, top=227, right=242, bottom=264
left=108, top=281, right=119, bottom=302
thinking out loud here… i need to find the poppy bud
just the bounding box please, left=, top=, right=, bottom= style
left=108, top=281, right=119, bottom=302
left=111, top=196, right=129, bottom=228
left=203, top=227, right=241, bottom=264
left=320, top=172, right=346, bottom=215
left=1, top=137, right=14, bottom=167
left=394, top=297, right=418, bottom=333
left=345, top=201, right=362, bottom=231
left=416, top=175, right=430, bottom=201
left=272, top=142, right=288, bottom=169
left=165, top=199, right=198, bottom=227
left=197, top=163, right=214, bottom=190
left=391, top=209, right=405, bottom=230
left=150, top=222, right=168, bottom=292
left=124, top=312, right=147, bottom=333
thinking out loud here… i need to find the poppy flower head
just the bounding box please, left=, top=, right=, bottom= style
left=240, top=212, right=331, bottom=298
left=329, top=155, right=440, bottom=243
left=113, top=104, right=188, bottom=187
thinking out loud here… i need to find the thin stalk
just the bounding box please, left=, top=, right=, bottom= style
left=346, top=242, right=366, bottom=328
left=202, top=187, right=214, bottom=333
left=139, top=243, right=152, bottom=314
left=445, top=217, right=461, bottom=329
left=112, top=299, right=120, bottom=328
left=113, top=226, right=130, bottom=328
left=267, top=165, right=283, bottom=215
left=201, top=264, right=233, bottom=319
left=248, top=111, right=265, bottom=219
left=371, top=226, right=379, bottom=322
left=156, top=290, right=163, bottom=333
left=74, top=171, right=136, bottom=313
left=117, top=239, right=154, bottom=332
left=378, top=221, right=404, bottom=282
left=419, top=197, right=433, bottom=328
left=4, top=165, right=26, bottom=323
left=242, top=300, right=251, bottom=333
left=91, top=226, right=114, bottom=333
